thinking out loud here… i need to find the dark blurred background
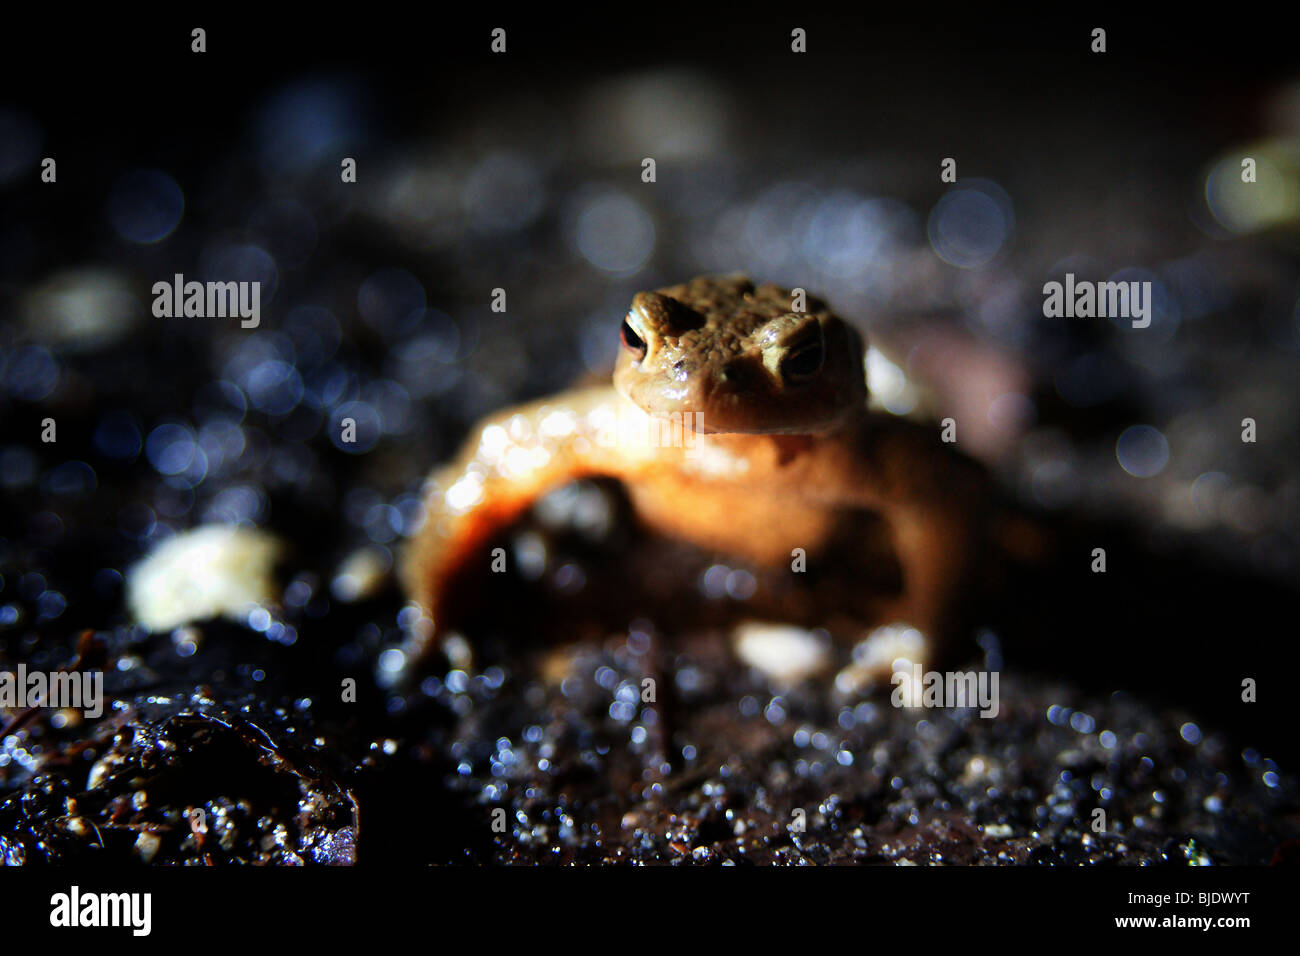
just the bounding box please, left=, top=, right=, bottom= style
left=5, top=24, right=1298, bottom=579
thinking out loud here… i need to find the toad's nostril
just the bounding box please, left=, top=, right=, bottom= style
left=717, top=361, right=749, bottom=388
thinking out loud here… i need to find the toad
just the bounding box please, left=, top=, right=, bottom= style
left=401, top=275, right=1030, bottom=668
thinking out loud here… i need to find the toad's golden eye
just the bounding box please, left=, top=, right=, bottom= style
left=779, top=337, right=824, bottom=382
left=620, top=317, right=647, bottom=362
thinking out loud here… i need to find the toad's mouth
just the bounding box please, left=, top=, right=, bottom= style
left=615, top=358, right=864, bottom=437
left=630, top=402, right=861, bottom=438
left=614, top=376, right=803, bottom=436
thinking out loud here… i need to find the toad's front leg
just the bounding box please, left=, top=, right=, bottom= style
left=400, top=386, right=661, bottom=635
left=792, top=417, right=994, bottom=656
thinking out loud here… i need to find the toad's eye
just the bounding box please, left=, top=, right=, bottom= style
left=620, top=318, right=647, bottom=362
left=779, top=337, right=824, bottom=382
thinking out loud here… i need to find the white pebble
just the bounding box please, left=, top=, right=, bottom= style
left=733, top=622, right=830, bottom=685
left=127, top=525, right=284, bottom=631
